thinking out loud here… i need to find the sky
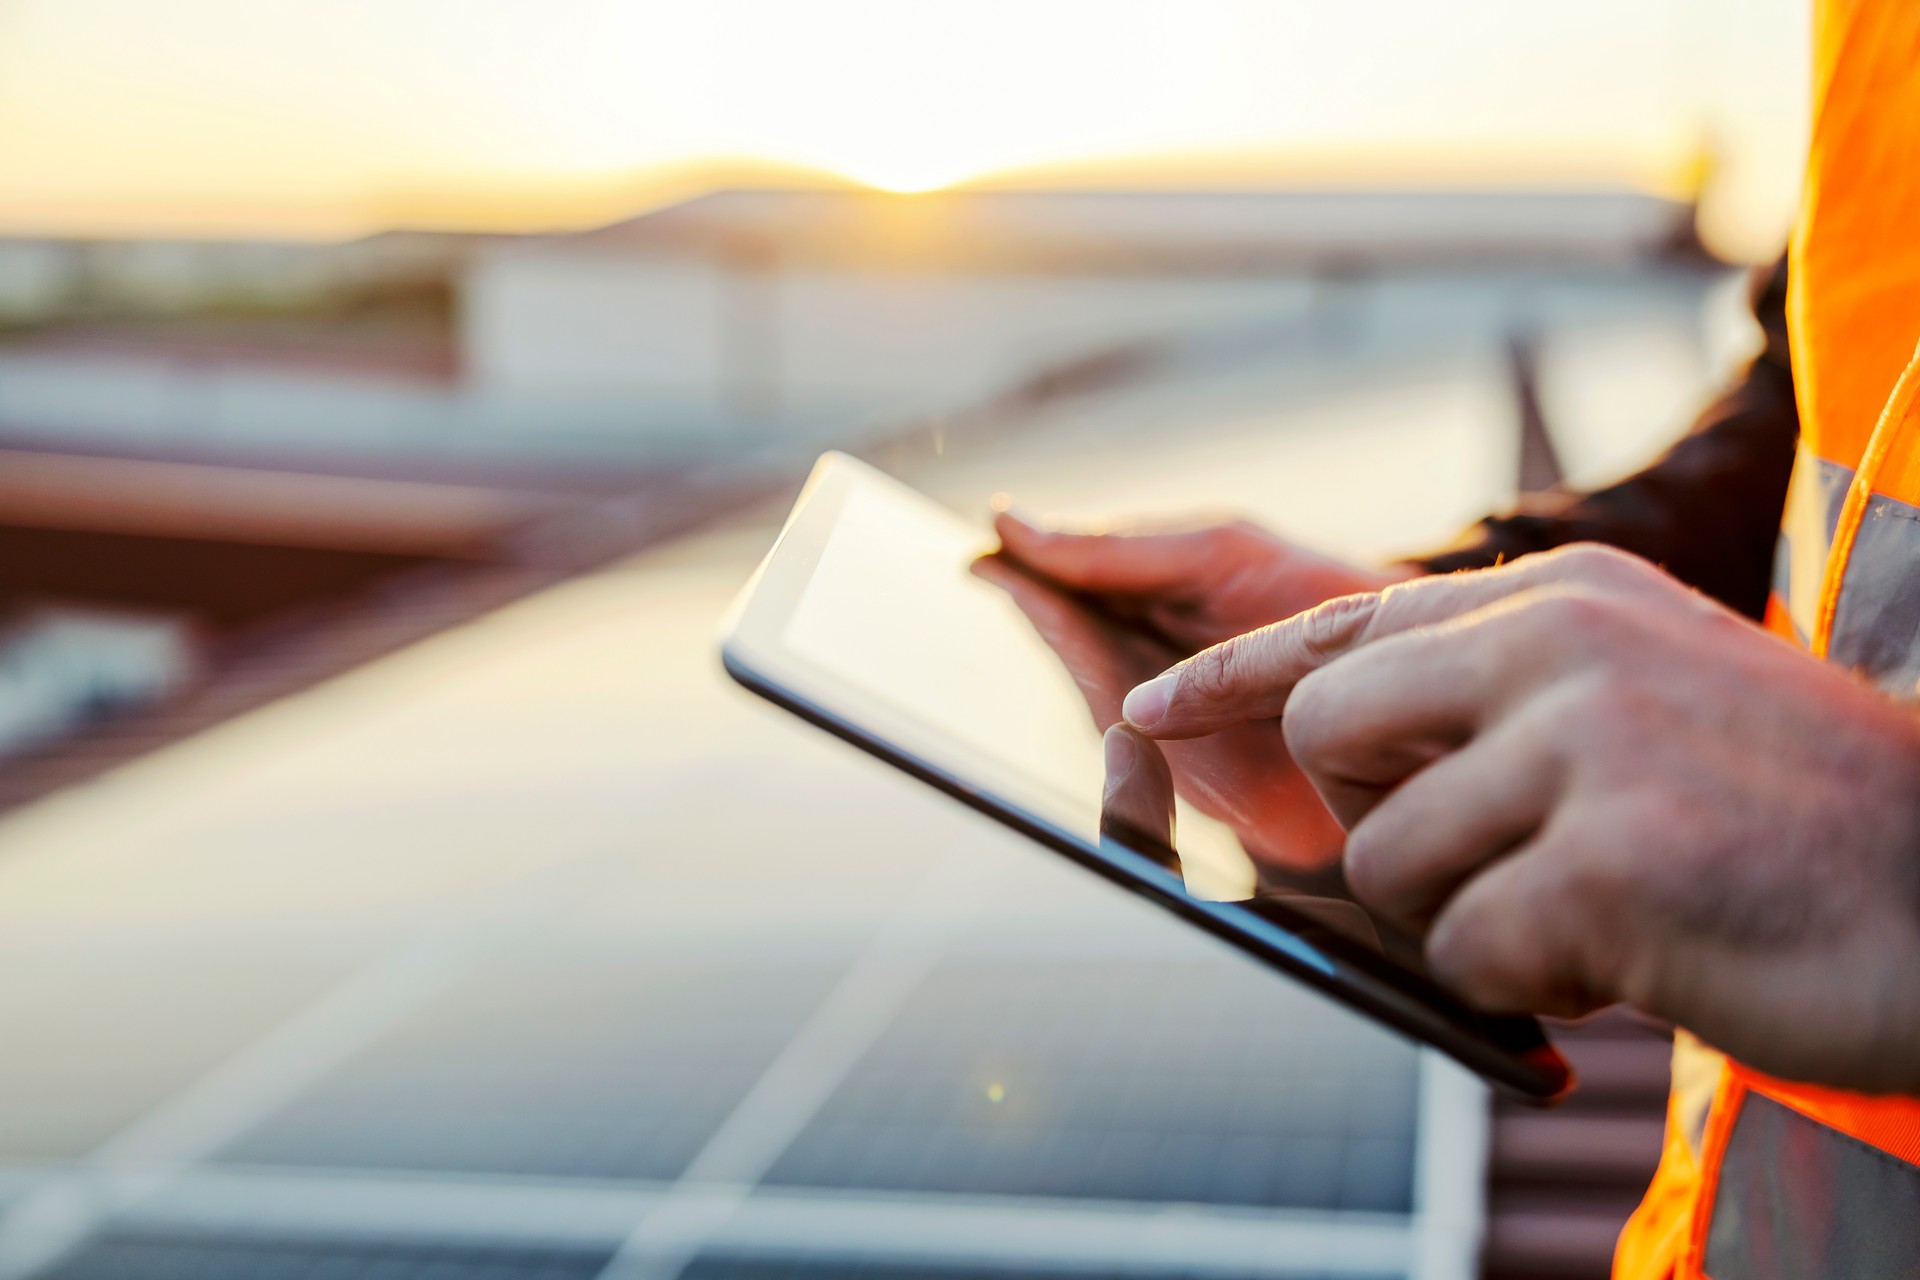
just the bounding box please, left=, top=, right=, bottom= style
left=0, top=0, right=1809, bottom=258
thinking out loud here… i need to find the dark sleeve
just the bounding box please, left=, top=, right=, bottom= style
left=1413, top=256, right=1797, bottom=620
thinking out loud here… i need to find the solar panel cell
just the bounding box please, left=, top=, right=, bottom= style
left=218, top=960, right=846, bottom=1180
left=763, top=959, right=1418, bottom=1212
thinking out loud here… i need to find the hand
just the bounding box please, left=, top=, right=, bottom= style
left=1122, top=543, right=1920, bottom=1094
left=974, top=552, right=1389, bottom=955
left=970, top=551, right=1346, bottom=879
left=993, top=505, right=1416, bottom=651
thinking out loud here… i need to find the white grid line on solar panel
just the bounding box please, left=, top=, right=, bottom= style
left=0, top=934, right=480, bottom=1280
left=9, top=1164, right=1415, bottom=1278
left=1408, top=1054, right=1487, bottom=1280
left=594, top=853, right=1005, bottom=1280
left=0, top=851, right=633, bottom=1280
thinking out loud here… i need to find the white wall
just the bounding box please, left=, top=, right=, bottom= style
left=460, top=249, right=1317, bottom=436
left=0, top=243, right=76, bottom=321
left=463, top=257, right=730, bottom=398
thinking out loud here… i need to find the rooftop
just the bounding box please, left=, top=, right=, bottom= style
left=563, top=187, right=1703, bottom=272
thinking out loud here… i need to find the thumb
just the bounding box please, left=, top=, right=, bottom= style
left=994, top=505, right=1256, bottom=595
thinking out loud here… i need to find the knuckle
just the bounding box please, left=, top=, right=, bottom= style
left=1536, top=843, right=1605, bottom=914
left=1366, top=576, right=1432, bottom=637
left=1221, top=517, right=1267, bottom=545
left=1558, top=668, right=1666, bottom=753
left=1516, top=674, right=1607, bottom=748
left=1553, top=541, right=1622, bottom=571
left=1524, top=841, right=1626, bottom=1006
left=1544, top=852, right=1634, bottom=1007
left=1428, top=868, right=1568, bottom=1011
left=1205, top=519, right=1264, bottom=558
left=1513, top=586, right=1646, bottom=661
left=1509, top=678, right=1579, bottom=737
left=1553, top=541, right=1652, bottom=585
left=1571, top=664, right=1631, bottom=715
left=1427, top=915, right=1526, bottom=1009
left=1298, top=590, right=1375, bottom=658
left=1198, top=524, right=1239, bottom=556
left=1530, top=587, right=1619, bottom=634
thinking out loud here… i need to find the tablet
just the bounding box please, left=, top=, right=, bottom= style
left=720, top=452, right=1574, bottom=1103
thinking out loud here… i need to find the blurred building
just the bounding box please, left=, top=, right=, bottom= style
left=461, top=188, right=1696, bottom=447
left=0, top=184, right=1711, bottom=768
left=0, top=188, right=1699, bottom=467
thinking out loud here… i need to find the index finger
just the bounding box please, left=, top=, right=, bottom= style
left=1123, top=546, right=1646, bottom=738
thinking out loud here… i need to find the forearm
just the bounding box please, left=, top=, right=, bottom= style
left=1416, top=257, right=1797, bottom=620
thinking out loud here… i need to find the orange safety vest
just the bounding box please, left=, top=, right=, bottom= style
left=1613, top=1, right=1920, bottom=1274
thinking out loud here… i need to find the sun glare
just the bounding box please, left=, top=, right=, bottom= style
left=845, top=170, right=957, bottom=195
left=833, top=159, right=981, bottom=195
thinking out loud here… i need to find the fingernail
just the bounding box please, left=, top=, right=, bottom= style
left=1123, top=673, right=1177, bottom=730
left=1103, top=727, right=1137, bottom=779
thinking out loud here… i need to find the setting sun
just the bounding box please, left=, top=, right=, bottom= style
left=836, top=162, right=976, bottom=196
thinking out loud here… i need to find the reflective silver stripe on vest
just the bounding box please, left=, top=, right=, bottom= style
left=1771, top=446, right=1920, bottom=695
left=1703, top=1093, right=1920, bottom=1279
left=1828, top=490, right=1920, bottom=693
left=1771, top=451, right=1850, bottom=646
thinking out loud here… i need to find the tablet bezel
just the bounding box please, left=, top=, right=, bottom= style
left=721, top=452, right=1575, bottom=1104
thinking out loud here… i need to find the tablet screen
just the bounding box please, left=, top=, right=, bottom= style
left=726, top=454, right=1571, bottom=1099
left=779, top=461, right=1412, bottom=961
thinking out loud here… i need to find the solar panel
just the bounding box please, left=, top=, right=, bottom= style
left=220, top=959, right=845, bottom=1180
left=764, top=958, right=1417, bottom=1212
